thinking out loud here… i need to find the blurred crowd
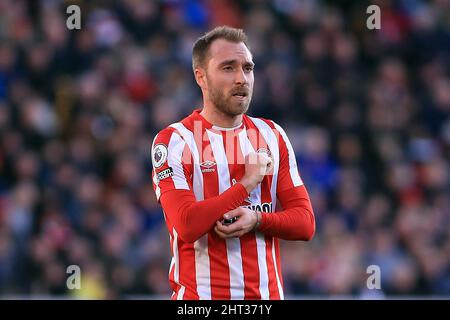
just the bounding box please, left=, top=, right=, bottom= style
left=0, top=0, right=449, bottom=298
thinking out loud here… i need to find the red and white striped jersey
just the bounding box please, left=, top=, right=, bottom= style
left=151, top=109, right=304, bottom=300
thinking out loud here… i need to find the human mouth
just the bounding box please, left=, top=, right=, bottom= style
left=231, top=90, right=248, bottom=99
left=232, top=95, right=246, bottom=101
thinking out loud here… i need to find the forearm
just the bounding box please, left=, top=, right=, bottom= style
left=257, top=186, right=315, bottom=241
left=160, top=183, right=249, bottom=243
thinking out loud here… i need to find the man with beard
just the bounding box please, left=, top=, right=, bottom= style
left=151, top=26, right=315, bottom=300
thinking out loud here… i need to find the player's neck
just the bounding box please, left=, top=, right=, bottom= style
left=200, top=106, right=243, bottom=129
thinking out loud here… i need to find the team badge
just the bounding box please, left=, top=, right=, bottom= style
left=256, top=147, right=273, bottom=169
left=152, top=143, right=168, bottom=168
left=256, top=147, right=272, bottom=159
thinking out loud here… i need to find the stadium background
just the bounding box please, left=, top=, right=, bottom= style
left=0, top=0, right=449, bottom=299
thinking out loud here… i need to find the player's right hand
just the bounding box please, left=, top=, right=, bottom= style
left=214, top=207, right=258, bottom=239
left=239, top=152, right=272, bottom=193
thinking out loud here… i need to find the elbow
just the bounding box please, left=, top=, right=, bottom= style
left=304, top=213, right=316, bottom=241
left=303, top=220, right=315, bottom=241
left=176, top=229, right=199, bottom=244
left=175, top=225, right=202, bottom=244
left=295, top=213, right=316, bottom=241
left=284, top=222, right=315, bottom=241
left=175, top=209, right=202, bottom=243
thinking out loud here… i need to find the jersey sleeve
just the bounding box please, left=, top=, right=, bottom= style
left=151, top=127, right=193, bottom=202
left=258, top=185, right=315, bottom=241
left=272, top=122, right=304, bottom=193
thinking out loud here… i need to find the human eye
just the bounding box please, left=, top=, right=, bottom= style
left=244, top=65, right=254, bottom=72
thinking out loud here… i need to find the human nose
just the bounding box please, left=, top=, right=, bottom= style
left=235, top=67, right=248, bottom=85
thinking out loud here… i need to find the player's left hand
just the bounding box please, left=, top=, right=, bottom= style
left=214, top=207, right=258, bottom=239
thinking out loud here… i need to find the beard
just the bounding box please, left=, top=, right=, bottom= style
left=207, top=77, right=252, bottom=117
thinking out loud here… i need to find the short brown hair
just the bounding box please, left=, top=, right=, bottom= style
left=192, top=26, right=249, bottom=70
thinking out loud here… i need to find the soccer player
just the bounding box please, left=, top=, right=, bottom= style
left=151, top=26, right=315, bottom=300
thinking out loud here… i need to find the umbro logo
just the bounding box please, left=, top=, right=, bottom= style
left=200, top=160, right=216, bottom=173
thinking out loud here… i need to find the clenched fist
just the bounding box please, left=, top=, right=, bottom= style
left=239, top=152, right=272, bottom=193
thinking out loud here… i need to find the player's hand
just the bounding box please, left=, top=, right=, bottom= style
left=240, top=152, right=272, bottom=193
left=214, top=207, right=258, bottom=239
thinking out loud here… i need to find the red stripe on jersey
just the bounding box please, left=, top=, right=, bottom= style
left=265, top=236, right=280, bottom=299
left=257, top=119, right=277, bottom=208
left=261, top=179, right=279, bottom=298
left=244, top=116, right=281, bottom=298
left=223, top=131, right=261, bottom=299
left=181, top=111, right=208, bottom=160
left=178, top=242, right=199, bottom=299
left=239, top=235, right=261, bottom=299
left=257, top=119, right=283, bottom=299
left=270, top=121, right=298, bottom=193
left=243, top=116, right=262, bottom=150
left=202, top=132, right=231, bottom=300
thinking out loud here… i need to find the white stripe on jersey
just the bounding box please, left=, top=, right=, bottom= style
left=194, top=236, right=210, bottom=299
left=153, top=170, right=160, bottom=200
left=238, top=126, right=255, bottom=154
left=273, top=122, right=303, bottom=187
left=207, top=129, right=245, bottom=300
left=172, top=229, right=186, bottom=300
left=178, top=286, right=186, bottom=300
left=167, top=133, right=189, bottom=190
left=247, top=117, right=280, bottom=210
left=169, top=122, right=211, bottom=300
left=254, top=182, right=271, bottom=300
left=237, top=128, right=270, bottom=299
left=169, top=233, right=175, bottom=297
left=256, top=233, right=270, bottom=299
left=169, top=123, right=204, bottom=200
left=247, top=117, right=287, bottom=298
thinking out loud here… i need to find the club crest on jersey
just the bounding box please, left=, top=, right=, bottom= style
left=152, top=143, right=168, bottom=168
left=256, top=147, right=273, bottom=161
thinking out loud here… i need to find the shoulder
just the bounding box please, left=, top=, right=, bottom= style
left=244, top=115, right=289, bottom=138
left=245, top=114, right=288, bottom=130
left=152, top=110, right=197, bottom=145
left=151, top=124, right=190, bottom=170
left=152, top=120, right=190, bottom=154
left=152, top=126, right=182, bottom=150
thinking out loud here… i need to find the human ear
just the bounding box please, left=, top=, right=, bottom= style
left=194, top=67, right=207, bottom=90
